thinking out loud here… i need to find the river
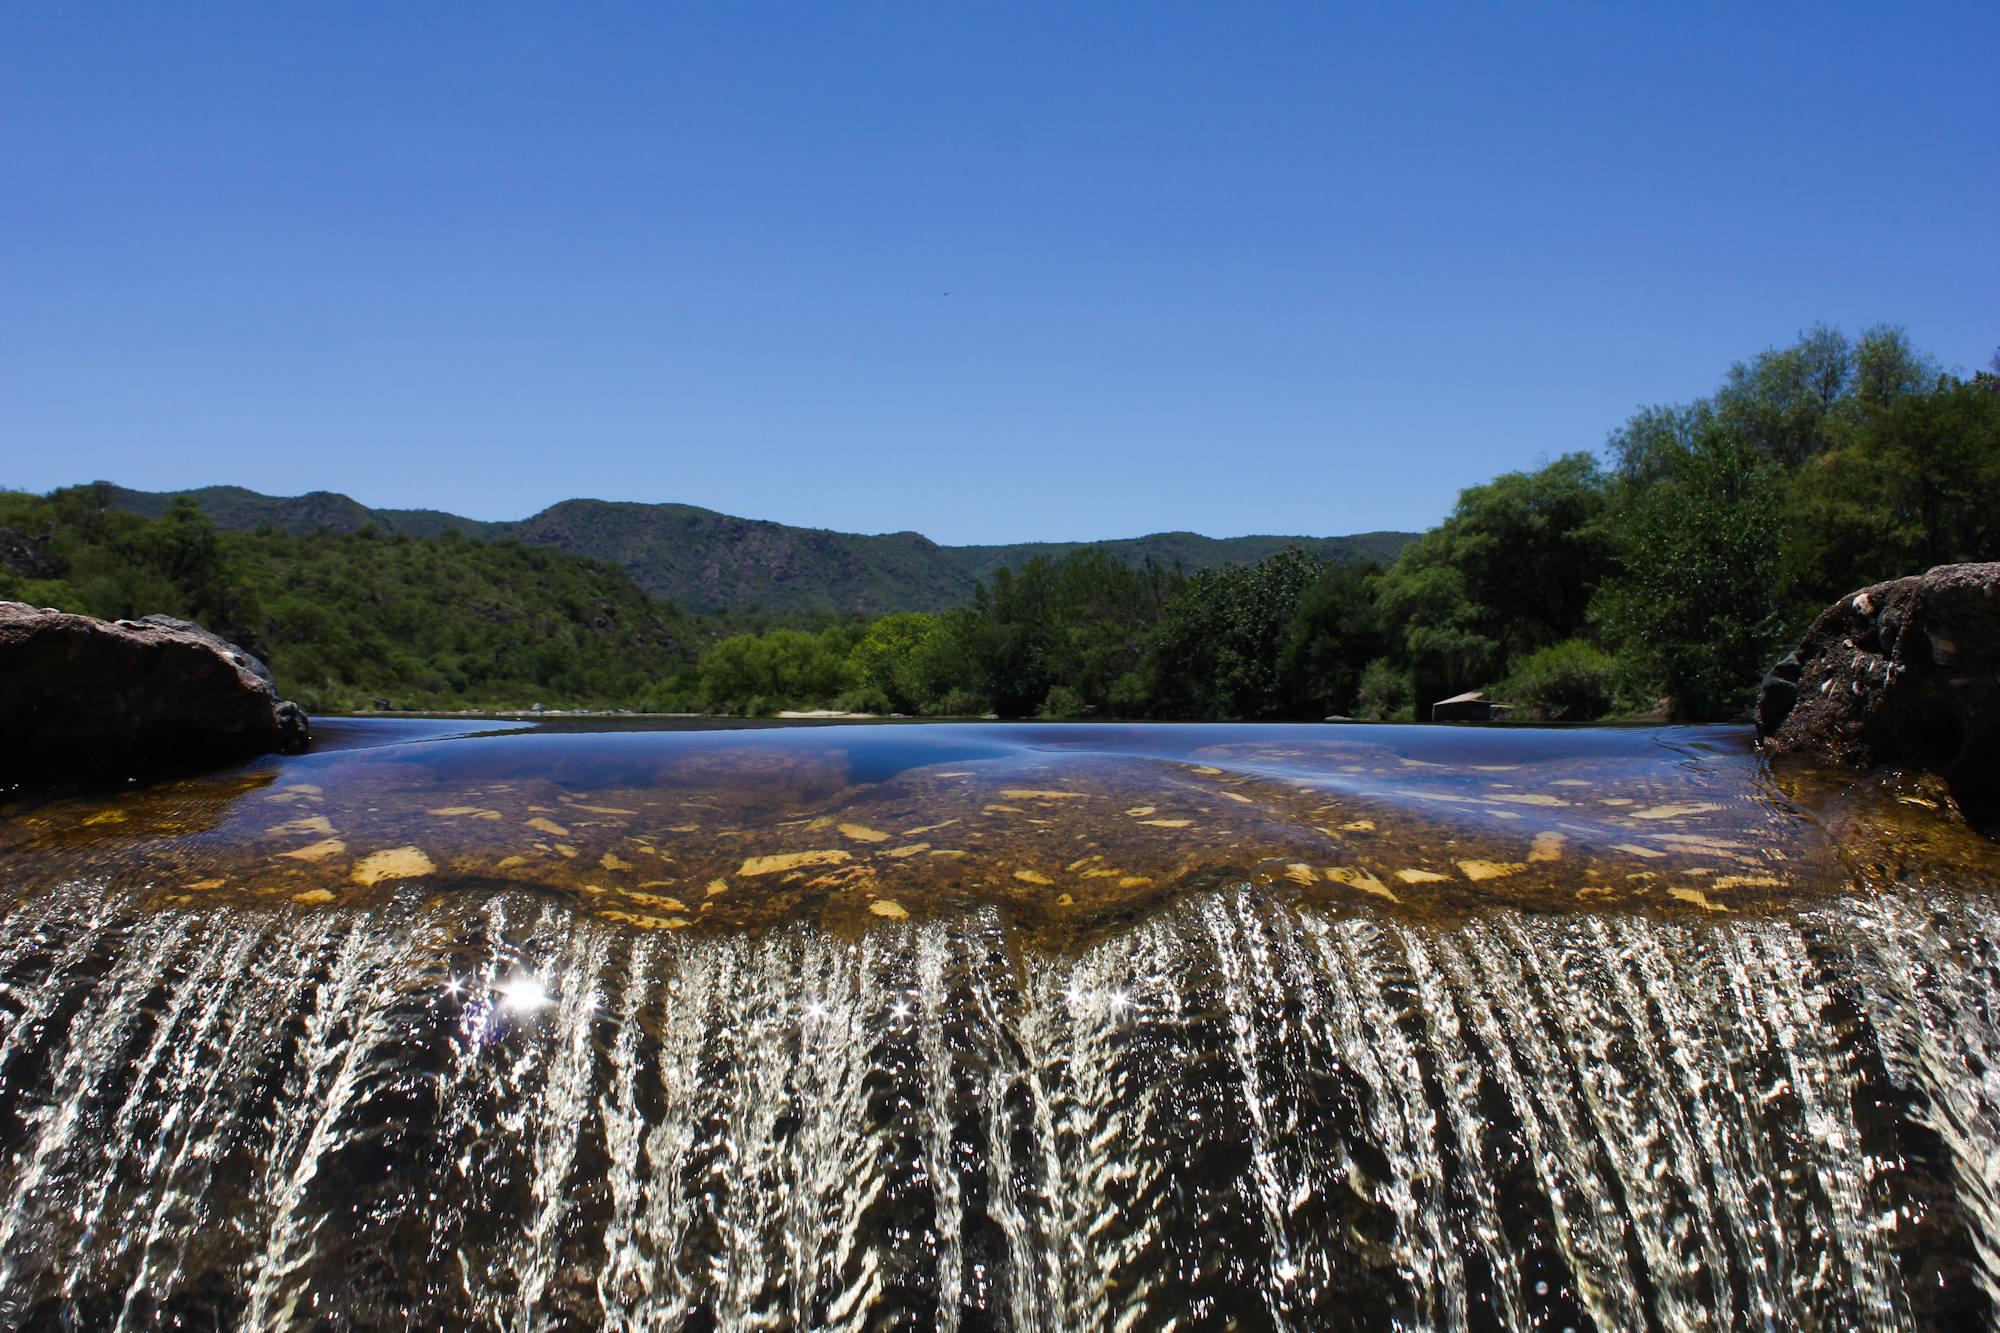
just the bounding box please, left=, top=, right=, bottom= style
left=1, top=719, right=1996, bottom=1329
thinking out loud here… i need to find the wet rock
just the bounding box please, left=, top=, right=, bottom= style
left=1758, top=563, right=2000, bottom=830
left=0, top=602, right=311, bottom=785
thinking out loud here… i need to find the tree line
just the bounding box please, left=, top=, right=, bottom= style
left=656, top=326, right=2000, bottom=722
left=4, top=326, right=1995, bottom=721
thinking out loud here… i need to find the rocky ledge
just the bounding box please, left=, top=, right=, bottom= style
left=0, top=602, right=309, bottom=786
left=1758, top=563, right=2000, bottom=830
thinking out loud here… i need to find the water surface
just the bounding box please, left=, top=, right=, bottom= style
left=1, top=720, right=1997, bottom=1329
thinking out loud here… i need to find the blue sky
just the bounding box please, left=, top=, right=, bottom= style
left=3, top=3, right=1994, bottom=544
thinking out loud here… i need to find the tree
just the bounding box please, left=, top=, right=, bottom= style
left=1781, top=373, right=2000, bottom=605
left=1374, top=453, right=1610, bottom=707
left=847, top=612, right=940, bottom=712
left=1277, top=558, right=1384, bottom=715
left=1593, top=432, right=1783, bottom=720
left=956, top=549, right=1178, bottom=716
left=698, top=628, right=854, bottom=712
left=1150, top=548, right=1328, bottom=719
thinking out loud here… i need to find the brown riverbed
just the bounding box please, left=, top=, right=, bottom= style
left=5, top=718, right=1996, bottom=944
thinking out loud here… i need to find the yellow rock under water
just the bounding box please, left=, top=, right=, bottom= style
left=838, top=823, right=891, bottom=843
left=280, top=838, right=347, bottom=863
left=601, top=910, right=692, bottom=930
left=1013, top=869, right=1054, bottom=885
left=869, top=899, right=909, bottom=920
left=1325, top=866, right=1400, bottom=902
left=267, top=815, right=335, bottom=837
left=1711, top=874, right=1783, bottom=890
left=351, top=846, right=435, bottom=886
left=1457, top=859, right=1526, bottom=882
left=738, top=849, right=850, bottom=876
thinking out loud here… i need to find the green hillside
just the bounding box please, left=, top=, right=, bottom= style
left=103, top=485, right=1413, bottom=615
left=4, top=486, right=703, bottom=712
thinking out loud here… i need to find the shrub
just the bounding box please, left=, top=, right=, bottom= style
left=924, top=687, right=989, bottom=718
left=1038, top=684, right=1087, bottom=719
left=1355, top=658, right=1413, bottom=721
left=1498, top=639, right=1618, bottom=722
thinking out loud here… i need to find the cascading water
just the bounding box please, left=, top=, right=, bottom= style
left=0, top=879, right=1994, bottom=1329
left=1, top=719, right=1996, bottom=1329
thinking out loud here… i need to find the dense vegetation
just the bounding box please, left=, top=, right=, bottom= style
left=107, top=484, right=1411, bottom=616
left=7, top=327, right=1995, bottom=723
left=0, top=487, right=704, bottom=712
left=644, top=327, right=1999, bottom=723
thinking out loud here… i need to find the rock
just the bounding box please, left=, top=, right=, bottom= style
left=0, top=527, right=59, bottom=579
left=1759, top=563, right=2000, bottom=829
left=0, top=602, right=311, bottom=785
left=132, top=613, right=277, bottom=692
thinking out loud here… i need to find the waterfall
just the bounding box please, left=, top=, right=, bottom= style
left=0, top=876, right=1994, bottom=1330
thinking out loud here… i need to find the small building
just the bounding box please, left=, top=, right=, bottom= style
left=1431, top=690, right=1513, bottom=723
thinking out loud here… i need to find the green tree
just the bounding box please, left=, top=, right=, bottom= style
left=1781, top=374, right=2000, bottom=606
left=1374, top=453, right=1610, bottom=707
left=1593, top=432, right=1783, bottom=720
left=698, top=628, right=855, bottom=713
left=1150, top=547, right=1329, bottom=719
left=956, top=549, right=1177, bottom=716
left=1277, top=558, right=1385, bottom=715
left=847, top=612, right=940, bottom=712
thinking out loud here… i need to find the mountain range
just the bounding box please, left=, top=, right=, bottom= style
left=106, top=484, right=1414, bottom=616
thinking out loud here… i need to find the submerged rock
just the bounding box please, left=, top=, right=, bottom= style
left=1758, top=562, right=2000, bottom=829
left=0, top=602, right=310, bottom=785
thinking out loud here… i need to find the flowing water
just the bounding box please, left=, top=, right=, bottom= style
left=2, top=719, right=1998, bottom=1330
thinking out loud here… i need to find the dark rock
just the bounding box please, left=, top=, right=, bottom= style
left=1754, top=653, right=1800, bottom=736
left=0, top=527, right=59, bottom=579
left=133, top=613, right=277, bottom=693
left=0, top=602, right=312, bottom=785
left=1760, top=563, right=2000, bottom=830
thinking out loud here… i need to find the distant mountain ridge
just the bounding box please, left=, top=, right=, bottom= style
left=105, top=484, right=1414, bottom=615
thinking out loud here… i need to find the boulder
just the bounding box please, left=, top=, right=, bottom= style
left=1758, top=563, right=2000, bottom=829
left=0, top=602, right=310, bottom=785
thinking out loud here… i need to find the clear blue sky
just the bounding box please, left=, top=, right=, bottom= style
left=3, top=3, right=1994, bottom=544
